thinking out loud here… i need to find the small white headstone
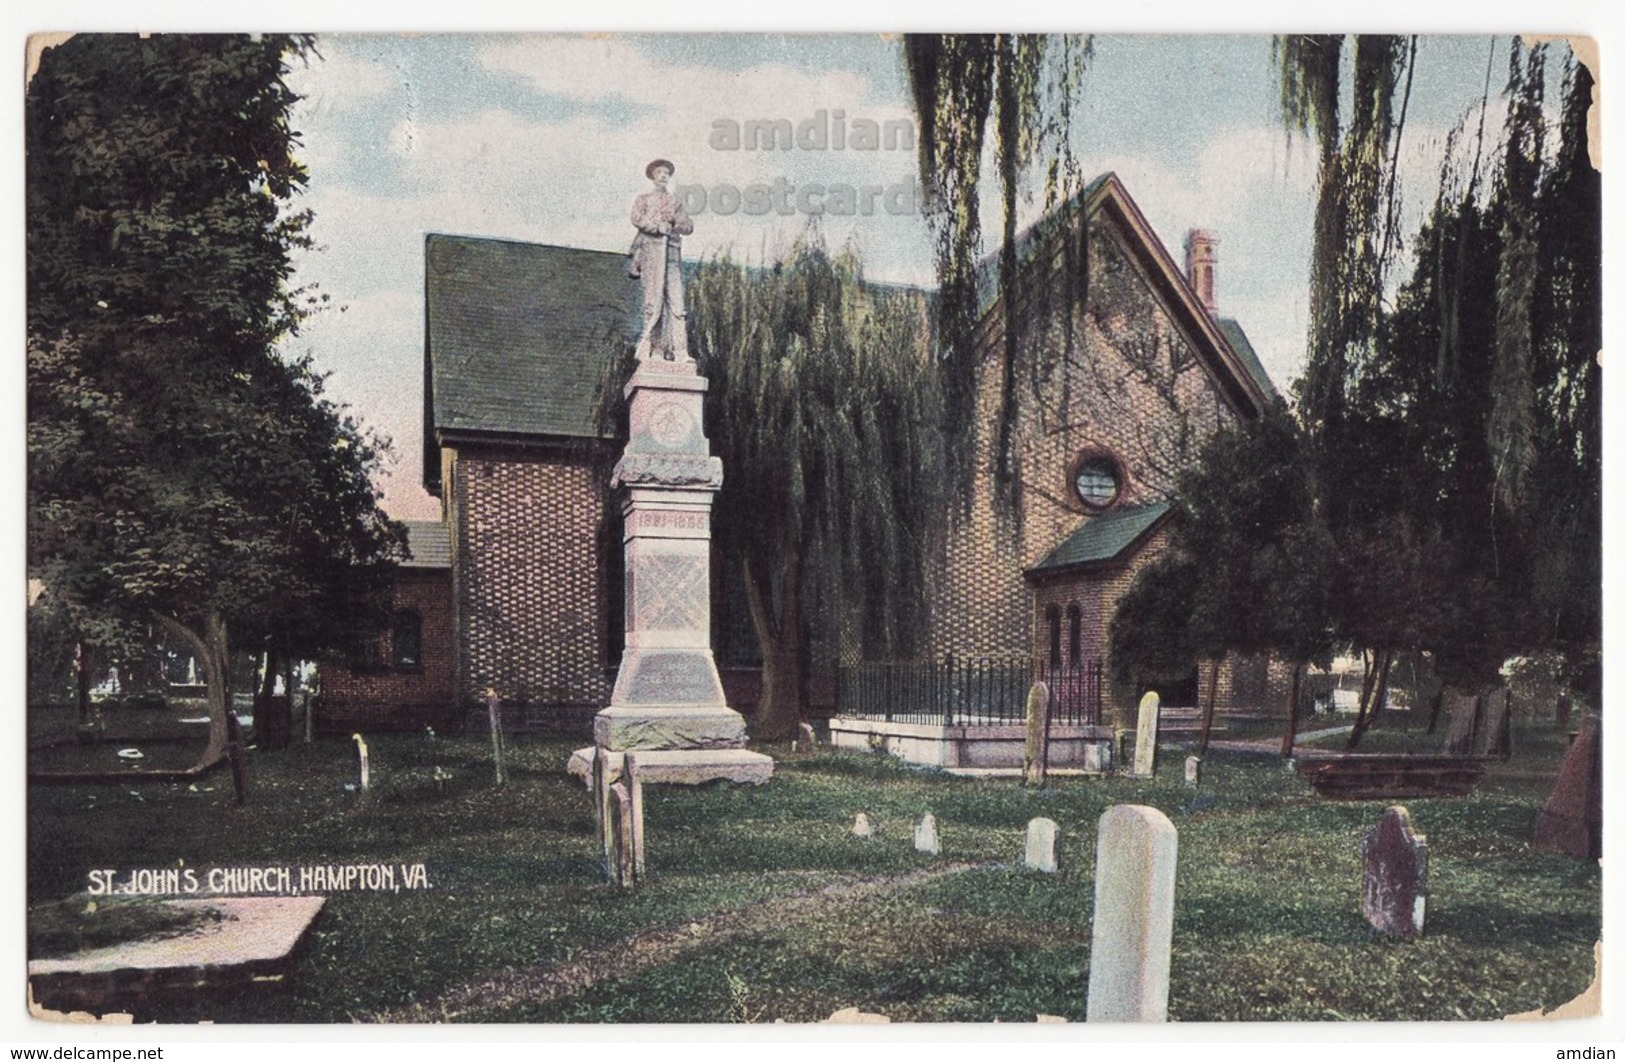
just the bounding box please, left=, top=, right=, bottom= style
left=1132, top=692, right=1160, bottom=778
left=1086, top=804, right=1178, bottom=1022
left=1025, top=817, right=1059, bottom=873
left=1184, top=755, right=1201, bottom=787
left=851, top=813, right=873, bottom=838
left=914, top=813, right=940, bottom=855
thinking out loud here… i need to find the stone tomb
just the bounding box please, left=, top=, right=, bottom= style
left=1361, top=805, right=1428, bottom=938
left=29, top=896, right=326, bottom=1019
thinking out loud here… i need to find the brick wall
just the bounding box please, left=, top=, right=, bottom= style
left=928, top=215, right=1238, bottom=688
left=316, top=567, right=456, bottom=732
left=448, top=441, right=614, bottom=722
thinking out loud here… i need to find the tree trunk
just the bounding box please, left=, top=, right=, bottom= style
left=152, top=610, right=231, bottom=766
left=1196, top=656, right=1221, bottom=756
left=742, top=544, right=805, bottom=741
left=1346, top=648, right=1393, bottom=751
left=1279, top=662, right=1304, bottom=757
left=74, top=640, right=91, bottom=728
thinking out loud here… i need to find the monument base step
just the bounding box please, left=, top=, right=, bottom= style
left=568, top=746, right=775, bottom=787
left=593, top=706, right=747, bottom=751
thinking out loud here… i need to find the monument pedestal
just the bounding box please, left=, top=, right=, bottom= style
left=576, top=359, right=772, bottom=786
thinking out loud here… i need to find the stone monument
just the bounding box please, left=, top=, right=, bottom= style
left=573, top=160, right=773, bottom=791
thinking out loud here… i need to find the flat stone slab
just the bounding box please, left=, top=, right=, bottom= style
left=569, top=746, right=774, bottom=787
left=29, top=896, right=324, bottom=1017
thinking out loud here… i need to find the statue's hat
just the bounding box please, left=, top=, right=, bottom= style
left=645, top=158, right=675, bottom=178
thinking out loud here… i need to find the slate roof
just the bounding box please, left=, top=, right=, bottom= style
left=402, top=520, right=451, bottom=569
left=1027, top=500, right=1172, bottom=576
left=423, top=234, right=636, bottom=491
left=1216, top=317, right=1279, bottom=402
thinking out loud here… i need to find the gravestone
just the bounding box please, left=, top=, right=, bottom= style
left=1361, top=806, right=1427, bottom=937
left=1087, top=805, right=1177, bottom=1022
left=1481, top=689, right=1511, bottom=759
left=1184, top=755, right=1201, bottom=788
left=608, top=781, right=636, bottom=887
left=914, top=813, right=940, bottom=855
left=1534, top=715, right=1601, bottom=860
left=796, top=722, right=817, bottom=752
left=1024, top=681, right=1051, bottom=787
left=851, top=813, right=873, bottom=838
left=1024, top=817, right=1058, bottom=873
left=1131, top=692, right=1160, bottom=778
left=1443, top=692, right=1481, bottom=756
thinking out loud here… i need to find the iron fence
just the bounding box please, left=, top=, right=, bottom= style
left=835, top=654, right=1101, bottom=727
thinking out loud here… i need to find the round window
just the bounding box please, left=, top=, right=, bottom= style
left=1073, top=456, right=1120, bottom=509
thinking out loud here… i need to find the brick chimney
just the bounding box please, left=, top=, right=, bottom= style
left=1184, top=229, right=1217, bottom=313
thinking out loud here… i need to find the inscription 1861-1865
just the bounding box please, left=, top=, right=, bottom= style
left=632, top=510, right=708, bottom=531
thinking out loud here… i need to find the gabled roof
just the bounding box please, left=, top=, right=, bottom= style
left=1216, top=317, right=1278, bottom=402
left=402, top=520, right=450, bottom=569
left=419, top=173, right=1278, bottom=492
left=1026, top=500, right=1172, bottom=578
left=973, top=172, right=1275, bottom=418
left=423, top=234, right=634, bottom=492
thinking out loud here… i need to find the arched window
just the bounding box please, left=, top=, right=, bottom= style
left=1067, top=604, right=1082, bottom=666
left=392, top=610, right=422, bottom=670
left=1045, top=605, right=1061, bottom=669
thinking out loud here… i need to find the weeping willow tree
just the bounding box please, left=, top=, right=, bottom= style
left=904, top=34, right=1091, bottom=514
left=683, top=239, right=947, bottom=740
left=1273, top=38, right=1600, bottom=735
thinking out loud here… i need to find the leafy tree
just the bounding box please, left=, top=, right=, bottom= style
left=1109, top=404, right=1335, bottom=753
left=27, top=34, right=403, bottom=763
left=685, top=239, right=947, bottom=740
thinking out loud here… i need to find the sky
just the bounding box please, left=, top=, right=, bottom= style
left=274, top=33, right=1575, bottom=521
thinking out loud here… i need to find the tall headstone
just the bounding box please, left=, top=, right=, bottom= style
left=1534, top=715, right=1601, bottom=860
left=1131, top=692, right=1160, bottom=778
left=1024, top=817, right=1059, bottom=873
left=1024, top=681, right=1051, bottom=787
left=1481, top=688, right=1511, bottom=759
left=914, top=813, right=940, bottom=855
left=1361, top=806, right=1428, bottom=938
left=1443, top=691, right=1481, bottom=756
left=1087, top=805, right=1178, bottom=1022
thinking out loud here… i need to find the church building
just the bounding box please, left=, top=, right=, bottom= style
left=313, top=173, right=1286, bottom=733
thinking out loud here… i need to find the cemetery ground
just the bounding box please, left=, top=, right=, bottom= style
left=26, top=713, right=1598, bottom=1023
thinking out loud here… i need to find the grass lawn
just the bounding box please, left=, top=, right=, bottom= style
left=26, top=717, right=1599, bottom=1024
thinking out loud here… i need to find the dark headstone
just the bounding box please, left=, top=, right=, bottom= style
left=1443, top=692, right=1480, bottom=756
left=1481, top=689, right=1511, bottom=759
left=1361, top=805, right=1427, bottom=938
left=1534, top=715, right=1601, bottom=860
